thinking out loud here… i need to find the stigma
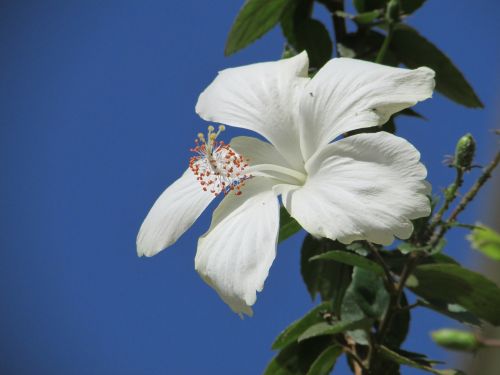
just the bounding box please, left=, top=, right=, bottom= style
left=189, top=125, right=250, bottom=196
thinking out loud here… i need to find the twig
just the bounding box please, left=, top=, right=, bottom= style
left=366, top=241, right=397, bottom=294
left=430, top=151, right=500, bottom=246
left=375, top=23, right=394, bottom=64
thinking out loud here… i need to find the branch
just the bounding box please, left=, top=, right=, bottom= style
left=431, top=150, right=500, bottom=245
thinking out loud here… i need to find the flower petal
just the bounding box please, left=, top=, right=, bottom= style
left=195, top=177, right=279, bottom=317
left=230, top=136, right=307, bottom=185
left=196, top=52, right=310, bottom=169
left=283, top=132, right=431, bottom=245
left=137, top=169, right=215, bottom=257
left=299, top=58, right=435, bottom=160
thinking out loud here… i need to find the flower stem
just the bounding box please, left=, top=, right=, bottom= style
left=375, top=23, right=394, bottom=64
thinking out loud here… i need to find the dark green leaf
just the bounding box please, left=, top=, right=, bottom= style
left=391, top=24, right=483, bottom=108
left=311, top=250, right=385, bottom=277
left=294, top=18, right=332, bottom=69
left=338, top=30, right=399, bottom=66
left=279, top=206, right=302, bottom=243
left=378, top=346, right=463, bottom=374
left=401, top=0, right=426, bottom=14
left=280, top=0, right=332, bottom=68
left=272, top=302, right=332, bottom=350
left=341, top=267, right=389, bottom=345
left=301, top=235, right=352, bottom=306
left=385, top=293, right=410, bottom=347
left=306, top=345, right=342, bottom=375
left=468, top=225, right=500, bottom=261
left=298, top=318, right=372, bottom=342
left=411, top=264, right=500, bottom=325
left=343, top=267, right=390, bottom=319
left=225, top=0, right=290, bottom=56
left=418, top=299, right=482, bottom=327
left=399, top=107, right=426, bottom=120
left=264, top=337, right=332, bottom=375
left=353, top=0, right=387, bottom=13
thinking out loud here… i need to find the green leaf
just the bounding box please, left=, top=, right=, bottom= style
left=343, top=267, right=390, bottom=319
left=225, top=0, right=290, bottom=56
left=306, top=345, right=343, bottom=375
left=411, top=264, right=500, bottom=325
left=353, top=0, right=387, bottom=13
left=278, top=206, right=302, bottom=243
left=272, top=302, right=332, bottom=350
left=385, top=293, right=410, bottom=347
left=280, top=1, right=332, bottom=69
left=468, top=225, right=500, bottom=261
left=298, top=318, right=373, bottom=342
left=400, top=0, right=426, bottom=14
left=399, top=107, right=426, bottom=120
left=418, top=300, right=482, bottom=327
left=378, top=346, right=463, bottom=375
left=311, top=250, right=385, bottom=277
left=264, top=337, right=332, bottom=375
left=341, top=267, right=389, bottom=345
left=301, top=235, right=352, bottom=305
left=391, top=24, right=483, bottom=108
left=294, top=18, right=332, bottom=69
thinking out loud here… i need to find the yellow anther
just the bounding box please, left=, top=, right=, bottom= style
left=218, top=125, right=225, bottom=132
left=198, top=133, right=205, bottom=140
left=208, top=125, right=215, bottom=132
left=209, top=133, right=217, bottom=141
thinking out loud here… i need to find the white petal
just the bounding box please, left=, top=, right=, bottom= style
left=283, top=132, right=431, bottom=245
left=230, top=136, right=307, bottom=185
left=195, top=178, right=279, bottom=317
left=299, top=58, right=435, bottom=160
left=196, top=52, right=310, bottom=169
left=137, top=169, right=215, bottom=257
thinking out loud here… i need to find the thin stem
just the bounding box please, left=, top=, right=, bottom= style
left=431, top=151, right=500, bottom=245
left=366, top=241, right=397, bottom=294
left=426, top=166, right=465, bottom=238
left=377, top=253, right=420, bottom=345
left=375, top=23, right=394, bottom=64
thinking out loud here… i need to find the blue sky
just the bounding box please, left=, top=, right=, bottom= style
left=0, top=1, right=498, bottom=374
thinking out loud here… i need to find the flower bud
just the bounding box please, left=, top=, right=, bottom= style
left=386, top=0, right=400, bottom=22
left=431, top=329, right=480, bottom=352
left=454, top=133, right=476, bottom=170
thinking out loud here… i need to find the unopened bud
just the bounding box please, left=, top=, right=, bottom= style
left=454, top=133, right=476, bottom=170
left=431, top=329, right=480, bottom=352
left=386, top=0, right=400, bottom=22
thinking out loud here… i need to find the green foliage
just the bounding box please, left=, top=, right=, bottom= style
left=468, top=225, right=500, bottom=261
left=225, top=0, right=290, bottom=56
left=311, top=250, right=385, bottom=277
left=378, top=346, right=463, bottom=375
left=390, top=24, right=483, bottom=108
left=306, top=345, right=343, bottom=375
left=411, top=264, right=500, bottom=325
left=264, top=337, right=335, bottom=375
left=298, top=318, right=373, bottom=341
left=301, top=236, right=352, bottom=306
left=400, top=0, right=426, bottom=14
left=278, top=206, right=302, bottom=243
left=353, top=0, right=387, bottom=13
left=273, top=302, right=333, bottom=350
left=280, top=0, right=332, bottom=68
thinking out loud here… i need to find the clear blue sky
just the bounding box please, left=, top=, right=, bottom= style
left=0, top=1, right=498, bottom=374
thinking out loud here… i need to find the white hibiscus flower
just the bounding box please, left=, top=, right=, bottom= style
left=137, top=52, right=435, bottom=317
